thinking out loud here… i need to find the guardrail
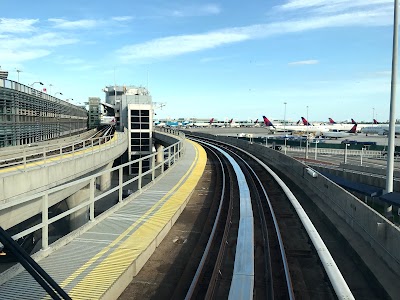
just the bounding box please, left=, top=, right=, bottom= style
left=0, top=133, right=122, bottom=172
left=0, top=130, right=185, bottom=254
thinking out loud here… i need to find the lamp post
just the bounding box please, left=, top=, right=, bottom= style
left=305, top=105, right=309, bottom=159
left=284, top=102, right=287, bottom=155
left=386, top=0, right=398, bottom=194
left=30, top=81, right=44, bottom=88
left=49, top=84, right=53, bottom=95
left=16, top=69, right=22, bottom=83
left=372, top=107, right=375, bottom=122
left=344, top=143, right=350, bottom=164
left=314, top=140, right=319, bottom=160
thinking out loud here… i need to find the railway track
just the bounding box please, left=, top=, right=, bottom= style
left=183, top=136, right=353, bottom=299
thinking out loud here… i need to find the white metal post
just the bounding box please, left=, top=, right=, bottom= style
left=89, top=178, right=95, bottom=221
left=119, top=167, right=123, bottom=202
left=344, top=144, right=349, bottom=164
left=152, top=154, right=156, bottom=181
left=315, top=141, right=318, bottom=160
left=138, top=160, right=142, bottom=190
left=42, top=192, right=49, bottom=250
left=386, top=0, right=399, bottom=193
left=168, top=148, right=171, bottom=168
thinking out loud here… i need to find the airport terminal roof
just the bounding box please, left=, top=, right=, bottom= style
left=379, top=192, right=400, bottom=206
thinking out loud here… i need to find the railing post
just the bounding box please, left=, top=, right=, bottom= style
left=173, top=144, right=177, bottom=165
left=152, top=154, right=156, bottom=181
left=138, top=160, right=143, bottom=190
left=168, top=148, right=171, bottom=168
left=90, top=178, right=95, bottom=221
left=42, top=192, right=49, bottom=250
left=23, top=148, right=27, bottom=171
left=119, top=167, right=123, bottom=202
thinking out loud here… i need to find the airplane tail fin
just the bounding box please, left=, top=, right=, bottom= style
left=349, top=123, right=357, bottom=133
left=262, top=116, right=275, bottom=128
left=328, top=118, right=336, bottom=124
left=209, top=118, right=214, bottom=124
left=351, top=118, right=357, bottom=124
left=301, top=117, right=311, bottom=126
left=254, top=119, right=258, bottom=124
left=373, top=119, right=379, bottom=124
left=229, top=118, right=233, bottom=124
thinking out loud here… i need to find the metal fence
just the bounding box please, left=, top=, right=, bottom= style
left=0, top=129, right=185, bottom=252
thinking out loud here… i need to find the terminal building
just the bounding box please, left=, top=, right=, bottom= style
left=0, top=78, right=87, bottom=147
left=102, top=85, right=153, bottom=174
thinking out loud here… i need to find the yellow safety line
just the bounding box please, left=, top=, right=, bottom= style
left=58, top=141, right=205, bottom=297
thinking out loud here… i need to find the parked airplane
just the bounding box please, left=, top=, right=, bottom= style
left=322, top=124, right=357, bottom=139
left=189, top=118, right=215, bottom=127
left=263, top=116, right=329, bottom=135
left=361, top=124, right=400, bottom=135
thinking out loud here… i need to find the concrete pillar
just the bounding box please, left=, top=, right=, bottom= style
left=99, top=162, right=113, bottom=191
left=66, top=187, right=90, bottom=231
left=156, top=144, right=164, bottom=163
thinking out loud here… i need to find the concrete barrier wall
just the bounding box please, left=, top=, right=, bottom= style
left=192, top=132, right=400, bottom=277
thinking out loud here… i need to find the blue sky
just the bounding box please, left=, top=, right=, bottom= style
left=0, top=0, right=397, bottom=123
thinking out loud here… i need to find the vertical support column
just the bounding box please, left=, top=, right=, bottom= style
left=42, top=192, right=49, bottom=250
left=90, top=178, right=95, bottom=221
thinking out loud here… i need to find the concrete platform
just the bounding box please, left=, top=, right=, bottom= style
left=0, top=139, right=207, bottom=300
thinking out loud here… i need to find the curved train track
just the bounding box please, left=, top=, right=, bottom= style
left=181, top=135, right=352, bottom=299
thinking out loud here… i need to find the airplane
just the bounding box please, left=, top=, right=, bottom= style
left=361, top=123, right=400, bottom=135
left=263, top=116, right=330, bottom=135
left=253, top=119, right=260, bottom=127
left=322, top=124, right=358, bottom=139
left=188, top=118, right=216, bottom=127
left=228, top=118, right=241, bottom=128
left=373, top=119, right=380, bottom=124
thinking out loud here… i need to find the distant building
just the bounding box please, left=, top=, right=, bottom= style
left=103, top=85, right=153, bottom=174
left=0, top=78, right=87, bottom=147
left=88, top=97, right=101, bottom=129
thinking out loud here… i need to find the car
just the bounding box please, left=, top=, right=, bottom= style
left=341, top=139, right=357, bottom=145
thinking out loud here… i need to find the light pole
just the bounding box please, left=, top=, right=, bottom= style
left=344, top=143, right=350, bottom=164
left=49, top=84, right=53, bottom=95
left=386, top=0, right=398, bottom=194
left=305, top=105, right=309, bottom=159
left=284, top=102, right=287, bottom=155
left=16, top=69, right=22, bottom=83
left=314, top=140, right=319, bottom=160
left=372, top=107, right=375, bottom=122
left=30, top=81, right=44, bottom=88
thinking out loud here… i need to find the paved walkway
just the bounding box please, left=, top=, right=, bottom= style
left=0, top=139, right=207, bottom=300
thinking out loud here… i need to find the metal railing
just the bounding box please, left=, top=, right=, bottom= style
left=0, top=133, right=124, bottom=172
left=0, top=130, right=185, bottom=253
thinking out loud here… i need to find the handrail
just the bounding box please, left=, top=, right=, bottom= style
left=0, top=133, right=122, bottom=172
left=0, top=227, right=71, bottom=299
left=0, top=131, right=186, bottom=257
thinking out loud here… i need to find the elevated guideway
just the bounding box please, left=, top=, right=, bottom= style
left=0, top=131, right=207, bottom=300
left=0, top=130, right=128, bottom=230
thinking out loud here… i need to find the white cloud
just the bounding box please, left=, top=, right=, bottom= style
left=48, top=18, right=100, bottom=29
left=0, top=18, right=38, bottom=33
left=288, top=60, right=319, bottom=65
left=171, top=4, right=221, bottom=17
left=0, top=49, right=50, bottom=63
left=117, top=5, right=392, bottom=62
left=117, top=30, right=249, bottom=61
left=279, top=0, right=391, bottom=12
left=111, top=16, right=133, bottom=22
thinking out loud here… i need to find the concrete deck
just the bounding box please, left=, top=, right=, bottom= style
left=0, top=139, right=207, bottom=300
